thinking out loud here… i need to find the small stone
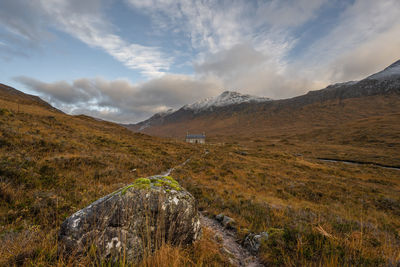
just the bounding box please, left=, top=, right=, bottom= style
left=244, top=231, right=269, bottom=254
left=214, top=233, right=223, bottom=243
left=215, top=213, right=224, bottom=222
left=222, top=216, right=236, bottom=230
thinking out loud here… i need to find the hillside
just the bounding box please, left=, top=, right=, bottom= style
left=126, top=61, right=400, bottom=167
left=127, top=60, right=400, bottom=142
left=1, top=82, right=399, bottom=266
left=0, top=85, right=224, bottom=266
left=0, top=83, right=61, bottom=112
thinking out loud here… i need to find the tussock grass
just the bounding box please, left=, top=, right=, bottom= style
left=174, top=138, right=400, bottom=266
left=0, top=98, right=228, bottom=266
left=1, top=88, right=399, bottom=266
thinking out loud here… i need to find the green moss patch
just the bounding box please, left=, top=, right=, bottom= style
left=117, top=176, right=182, bottom=195
left=149, top=176, right=182, bottom=191
left=116, top=178, right=151, bottom=195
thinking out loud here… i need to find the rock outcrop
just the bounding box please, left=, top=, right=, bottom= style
left=244, top=232, right=269, bottom=254
left=59, top=175, right=201, bottom=263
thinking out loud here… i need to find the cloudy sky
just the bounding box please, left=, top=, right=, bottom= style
left=1, top=0, right=400, bottom=123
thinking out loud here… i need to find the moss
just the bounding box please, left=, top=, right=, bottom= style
left=165, top=181, right=182, bottom=191
left=119, top=178, right=151, bottom=195
left=116, top=176, right=182, bottom=195
left=150, top=176, right=182, bottom=191
left=120, top=185, right=135, bottom=195
left=134, top=178, right=151, bottom=185
left=164, top=176, right=180, bottom=185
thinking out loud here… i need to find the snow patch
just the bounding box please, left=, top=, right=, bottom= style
left=183, top=91, right=271, bottom=112
left=367, top=60, right=400, bottom=80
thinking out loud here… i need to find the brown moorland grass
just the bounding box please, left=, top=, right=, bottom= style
left=172, top=136, right=400, bottom=266
left=1, top=85, right=399, bottom=266
left=0, top=96, right=234, bottom=266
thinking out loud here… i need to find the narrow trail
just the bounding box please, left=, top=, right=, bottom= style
left=162, top=158, right=191, bottom=176
left=200, top=215, right=263, bottom=267
left=164, top=152, right=263, bottom=266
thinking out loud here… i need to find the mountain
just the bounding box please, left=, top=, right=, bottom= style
left=1, top=78, right=399, bottom=266
left=126, top=60, right=400, bottom=138
left=126, top=90, right=271, bottom=132
left=182, top=91, right=271, bottom=112
left=366, top=59, right=400, bottom=80
left=136, top=108, right=175, bottom=131
left=0, top=83, right=61, bottom=112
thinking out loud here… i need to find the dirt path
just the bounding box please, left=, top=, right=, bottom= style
left=165, top=154, right=263, bottom=266
left=162, top=158, right=191, bottom=176
left=200, top=214, right=263, bottom=267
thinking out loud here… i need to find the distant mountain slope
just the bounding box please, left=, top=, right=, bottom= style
left=125, top=91, right=272, bottom=132
left=367, top=59, right=400, bottom=80
left=182, top=91, right=271, bottom=112
left=125, top=60, right=400, bottom=138
left=0, top=83, right=61, bottom=112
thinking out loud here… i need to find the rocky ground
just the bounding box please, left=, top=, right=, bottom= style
left=200, top=214, right=263, bottom=267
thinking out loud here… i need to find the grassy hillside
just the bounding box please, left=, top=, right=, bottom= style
left=1, top=84, right=399, bottom=266
left=140, top=92, right=400, bottom=265
left=139, top=94, right=400, bottom=166
left=0, top=85, right=233, bottom=266
left=173, top=139, right=400, bottom=266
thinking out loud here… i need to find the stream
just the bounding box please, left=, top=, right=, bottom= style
left=317, top=158, right=400, bottom=171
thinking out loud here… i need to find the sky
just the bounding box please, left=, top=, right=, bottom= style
left=1, top=0, right=400, bottom=123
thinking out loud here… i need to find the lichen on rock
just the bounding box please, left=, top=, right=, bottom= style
left=58, top=174, right=201, bottom=263
left=149, top=175, right=182, bottom=191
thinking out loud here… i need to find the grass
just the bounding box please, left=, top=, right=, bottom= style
left=172, top=137, right=400, bottom=266
left=0, top=96, right=222, bottom=266
left=1, top=85, right=399, bottom=266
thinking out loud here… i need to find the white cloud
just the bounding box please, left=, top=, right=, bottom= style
left=194, top=44, right=318, bottom=99
left=0, top=0, right=172, bottom=77
left=4, top=0, right=400, bottom=124
left=255, top=0, right=327, bottom=27
left=124, top=0, right=328, bottom=98
left=15, top=74, right=223, bottom=123
left=40, top=0, right=173, bottom=77
left=300, top=0, right=400, bottom=83
left=126, top=0, right=312, bottom=58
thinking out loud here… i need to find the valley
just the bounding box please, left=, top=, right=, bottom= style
left=0, top=60, right=400, bottom=266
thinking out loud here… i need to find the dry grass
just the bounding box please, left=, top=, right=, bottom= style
left=0, top=97, right=227, bottom=266
left=138, top=228, right=231, bottom=267
left=1, top=87, right=399, bottom=266
left=172, top=137, right=400, bottom=266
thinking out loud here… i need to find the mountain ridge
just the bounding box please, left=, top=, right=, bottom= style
left=126, top=60, right=400, bottom=136
left=182, top=90, right=272, bottom=112
left=0, top=83, right=62, bottom=113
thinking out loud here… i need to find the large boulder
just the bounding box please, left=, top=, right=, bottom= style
left=59, top=175, right=201, bottom=263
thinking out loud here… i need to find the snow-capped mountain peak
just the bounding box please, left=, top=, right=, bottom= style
left=183, top=91, right=271, bottom=112
left=367, top=60, right=400, bottom=80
